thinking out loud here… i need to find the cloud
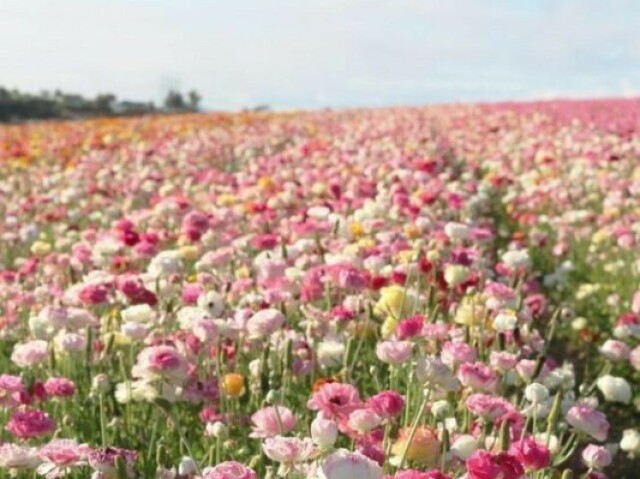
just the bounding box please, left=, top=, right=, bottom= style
left=0, top=0, right=639, bottom=108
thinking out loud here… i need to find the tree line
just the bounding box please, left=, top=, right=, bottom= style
left=0, top=87, right=202, bottom=123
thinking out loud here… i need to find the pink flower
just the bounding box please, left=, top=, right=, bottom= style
left=375, top=341, right=413, bottom=365
left=88, top=447, right=138, bottom=477
left=347, top=408, right=383, bottom=434
left=6, top=407, right=56, bottom=439
left=466, top=450, right=524, bottom=479
left=489, top=351, right=519, bottom=372
left=629, top=345, right=640, bottom=371
left=441, top=341, right=477, bottom=369
left=132, top=345, right=188, bottom=382
left=246, top=309, right=285, bottom=339
left=318, top=449, right=383, bottom=479
left=0, top=374, right=25, bottom=408
left=307, top=383, right=363, bottom=422
left=44, top=378, right=76, bottom=398
left=262, top=436, right=316, bottom=472
left=466, top=394, right=514, bottom=422
left=457, top=362, right=498, bottom=392
left=78, top=284, right=109, bottom=305
left=599, top=340, right=630, bottom=361
left=509, top=438, right=551, bottom=470
left=202, top=461, right=258, bottom=479
left=37, top=439, right=90, bottom=478
left=11, top=340, right=49, bottom=368
left=366, top=390, right=405, bottom=419
left=566, top=405, right=610, bottom=441
left=394, top=470, right=452, bottom=479
left=396, top=315, right=424, bottom=340
left=250, top=406, right=297, bottom=438
left=582, top=444, right=612, bottom=469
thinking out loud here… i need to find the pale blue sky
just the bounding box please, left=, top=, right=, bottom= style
left=1, top=0, right=639, bottom=109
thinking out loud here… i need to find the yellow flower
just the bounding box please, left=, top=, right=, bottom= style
left=178, top=245, right=199, bottom=261
left=235, top=266, right=251, bottom=279
left=404, top=224, right=420, bottom=239
left=381, top=316, right=398, bottom=339
left=391, top=426, right=440, bottom=467
left=258, top=176, right=274, bottom=190
left=375, top=285, right=415, bottom=319
left=454, top=295, right=485, bottom=326
left=102, top=332, right=132, bottom=347
left=222, top=373, right=245, bottom=397
left=216, top=194, right=236, bottom=206
left=395, top=250, right=414, bottom=264
left=350, top=222, right=364, bottom=238
left=30, top=241, right=52, bottom=257
left=357, top=237, right=376, bottom=249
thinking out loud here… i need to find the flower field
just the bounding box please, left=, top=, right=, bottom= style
left=0, top=99, right=639, bottom=478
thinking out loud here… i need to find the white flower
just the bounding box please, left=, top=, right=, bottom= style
left=596, top=375, right=632, bottom=403
left=147, top=250, right=183, bottom=277
left=121, top=322, right=149, bottom=341
left=311, top=415, right=339, bottom=448
left=317, top=339, right=346, bottom=368
left=450, top=434, right=478, bottom=460
left=502, top=249, right=531, bottom=270
left=620, top=429, right=640, bottom=456
left=197, top=290, right=225, bottom=317
left=444, top=222, right=470, bottom=241
left=443, top=264, right=469, bottom=287
left=525, top=383, right=550, bottom=404
left=178, top=457, right=197, bottom=476
left=318, top=449, right=382, bottom=479
left=246, top=309, right=285, bottom=339
left=493, top=311, right=518, bottom=332
left=0, top=444, right=41, bottom=468
left=121, top=304, right=154, bottom=323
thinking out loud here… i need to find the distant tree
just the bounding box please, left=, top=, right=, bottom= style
left=95, top=93, right=116, bottom=114
left=164, top=89, right=186, bottom=110
left=187, top=90, right=202, bottom=111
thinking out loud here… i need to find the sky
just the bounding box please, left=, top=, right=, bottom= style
left=1, top=0, right=639, bottom=110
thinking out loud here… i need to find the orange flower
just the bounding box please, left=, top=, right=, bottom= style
left=221, top=373, right=245, bottom=397
left=391, top=426, right=440, bottom=467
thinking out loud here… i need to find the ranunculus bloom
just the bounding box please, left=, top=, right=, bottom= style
left=318, top=449, right=383, bottom=479
left=466, top=450, right=524, bottom=479
left=311, top=414, right=339, bottom=448
left=246, top=308, right=285, bottom=339
left=307, top=382, right=362, bottom=422
left=391, top=426, right=440, bottom=467
left=43, top=377, right=76, bottom=398
left=582, top=444, right=612, bottom=470
left=347, top=408, right=382, bottom=434
left=375, top=340, right=413, bottom=365
left=250, top=405, right=296, bottom=438
left=88, top=447, right=138, bottom=477
left=11, top=340, right=49, bottom=368
left=0, top=444, right=41, bottom=469
left=262, top=435, right=316, bottom=475
left=366, top=390, right=405, bottom=419
left=132, top=345, right=188, bottom=382
left=6, top=407, right=56, bottom=439
left=566, top=405, right=610, bottom=441
left=394, top=470, right=452, bottom=479
left=457, top=362, right=498, bottom=392
left=509, top=438, right=551, bottom=470
left=202, top=461, right=258, bottom=479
